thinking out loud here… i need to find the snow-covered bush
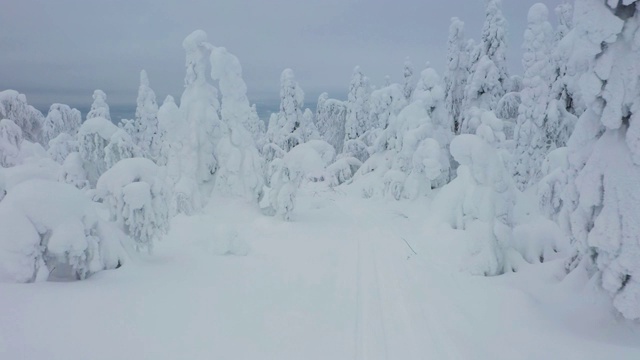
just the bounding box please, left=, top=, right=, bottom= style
left=97, top=158, right=170, bottom=253
left=0, top=179, right=126, bottom=282
left=59, top=152, right=89, bottom=190
left=0, top=119, right=23, bottom=167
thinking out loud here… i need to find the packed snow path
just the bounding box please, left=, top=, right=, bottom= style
left=1, top=185, right=639, bottom=359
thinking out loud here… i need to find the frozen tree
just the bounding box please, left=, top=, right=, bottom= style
left=266, top=68, right=306, bottom=152
left=481, top=0, right=509, bottom=93
left=512, top=3, right=554, bottom=190
left=97, top=158, right=170, bottom=253
left=444, top=18, right=469, bottom=134
left=47, top=133, right=78, bottom=164
left=42, top=104, right=82, bottom=144
left=315, top=93, right=347, bottom=153
left=130, top=70, right=161, bottom=160
left=180, top=30, right=222, bottom=191
left=210, top=45, right=265, bottom=148
left=432, top=134, right=518, bottom=275
left=403, top=57, right=415, bottom=100
left=563, top=0, right=640, bottom=320
left=461, top=56, right=502, bottom=134
left=87, top=90, right=111, bottom=121
left=355, top=68, right=452, bottom=200
left=0, top=90, right=44, bottom=144
left=0, top=179, right=126, bottom=282
left=77, top=117, right=119, bottom=186
left=369, top=84, right=407, bottom=130
left=496, top=92, right=521, bottom=138
left=344, top=66, right=372, bottom=142
left=0, top=119, right=23, bottom=167
left=546, top=2, right=580, bottom=149
left=104, top=129, right=143, bottom=169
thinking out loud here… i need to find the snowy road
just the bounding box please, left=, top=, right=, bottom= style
left=1, top=185, right=639, bottom=359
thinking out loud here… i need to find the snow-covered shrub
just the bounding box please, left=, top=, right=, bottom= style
left=264, top=164, right=298, bottom=221
left=0, top=90, right=44, bottom=144
left=97, top=158, right=170, bottom=253
left=0, top=119, right=23, bottom=167
left=59, top=152, right=89, bottom=190
left=431, top=134, right=518, bottom=276
left=326, top=157, right=362, bottom=186
left=536, top=147, right=568, bottom=222
left=0, top=179, right=126, bottom=282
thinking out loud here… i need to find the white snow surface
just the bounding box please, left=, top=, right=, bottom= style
left=1, top=182, right=638, bottom=359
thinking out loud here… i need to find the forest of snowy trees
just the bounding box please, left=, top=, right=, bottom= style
left=1, top=0, right=640, bottom=321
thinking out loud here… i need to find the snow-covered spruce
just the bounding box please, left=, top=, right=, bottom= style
left=316, top=93, right=347, bottom=154
left=0, top=90, right=44, bottom=144
left=512, top=3, right=555, bottom=191
left=0, top=119, right=23, bottom=167
left=42, top=103, right=82, bottom=145
left=444, top=17, right=469, bottom=134
left=344, top=66, right=372, bottom=143
left=127, top=70, right=162, bottom=161
left=0, top=179, right=126, bottom=282
left=97, top=158, right=170, bottom=253
left=431, top=134, right=518, bottom=276
left=86, top=89, right=111, bottom=121
left=563, top=0, right=640, bottom=320
left=77, top=117, right=119, bottom=186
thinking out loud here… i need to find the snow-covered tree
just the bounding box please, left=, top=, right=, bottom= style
left=512, top=3, right=554, bottom=190
left=431, top=133, right=518, bottom=275
left=47, top=133, right=78, bottom=164
left=444, top=18, right=469, bottom=134
left=210, top=46, right=265, bottom=148
left=369, top=84, right=407, bottom=130
left=104, top=129, right=143, bottom=169
left=461, top=56, right=502, bottom=134
left=59, top=152, right=89, bottom=190
left=77, top=117, right=119, bottom=186
left=180, top=30, right=223, bottom=190
left=129, top=70, right=161, bottom=160
left=0, top=90, right=44, bottom=144
left=42, top=103, right=82, bottom=144
left=0, top=179, right=126, bottom=282
left=0, top=119, right=23, bottom=167
left=563, top=0, right=640, bottom=320
left=481, top=0, right=509, bottom=93
left=344, top=66, right=372, bottom=142
left=266, top=68, right=306, bottom=152
left=315, top=93, right=347, bottom=153
left=403, top=57, right=415, bottom=101
left=86, top=90, right=111, bottom=121
left=97, top=158, right=170, bottom=253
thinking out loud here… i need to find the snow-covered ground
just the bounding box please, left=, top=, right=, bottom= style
left=1, top=182, right=639, bottom=360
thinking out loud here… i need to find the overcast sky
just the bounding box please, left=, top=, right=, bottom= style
left=1, top=0, right=565, bottom=111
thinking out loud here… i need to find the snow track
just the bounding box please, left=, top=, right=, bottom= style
left=1, top=187, right=639, bottom=359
